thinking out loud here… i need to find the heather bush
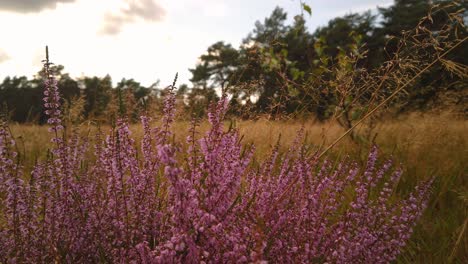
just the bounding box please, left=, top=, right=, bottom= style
left=0, top=59, right=432, bottom=263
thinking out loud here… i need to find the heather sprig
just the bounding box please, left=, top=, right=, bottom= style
left=42, top=47, right=63, bottom=136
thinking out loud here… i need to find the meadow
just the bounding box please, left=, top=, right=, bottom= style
left=0, top=0, right=466, bottom=262
left=7, top=110, right=467, bottom=262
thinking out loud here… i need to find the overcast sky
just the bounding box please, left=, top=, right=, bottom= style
left=0, top=0, right=392, bottom=86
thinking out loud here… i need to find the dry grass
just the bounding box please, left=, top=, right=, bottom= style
left=9, top=117, right=350, bottom=165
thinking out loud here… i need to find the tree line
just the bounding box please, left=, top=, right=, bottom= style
left=1, top=0, right=466, bottom=124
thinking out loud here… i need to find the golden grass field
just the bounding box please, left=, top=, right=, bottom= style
left=8, top=112, right=468, bottom=262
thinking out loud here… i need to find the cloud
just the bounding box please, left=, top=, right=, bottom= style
left=0, top=50, right=10, bottom=63
left=100, top=0, right=166, bottom=35
left=0, top=0, right=76, bottom=13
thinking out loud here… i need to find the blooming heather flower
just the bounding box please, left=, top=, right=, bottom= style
left=43, top=78, right=63, bottom=133
left=0, top=61, right=432, bottom=263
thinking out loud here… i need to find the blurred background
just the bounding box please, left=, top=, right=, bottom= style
left=0, top=0, right=465, bottom=123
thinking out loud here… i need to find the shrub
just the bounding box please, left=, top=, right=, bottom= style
left=0, top=59, right=432, bottom=263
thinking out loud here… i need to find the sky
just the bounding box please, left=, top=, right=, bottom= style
left=0, top=0, right=393, bottom=87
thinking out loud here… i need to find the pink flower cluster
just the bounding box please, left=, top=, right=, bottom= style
left=0, top=62, right=432, bottom=263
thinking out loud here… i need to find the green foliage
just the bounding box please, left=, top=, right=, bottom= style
left=189, top=41, right=240, bottom=90
left=0, top=0, right=466, bottom=124
left=186, top=0, right=466, bottom=121
left=302, top=3, right=312, bottom=16
left=0, top=67, right=158, bottom=124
